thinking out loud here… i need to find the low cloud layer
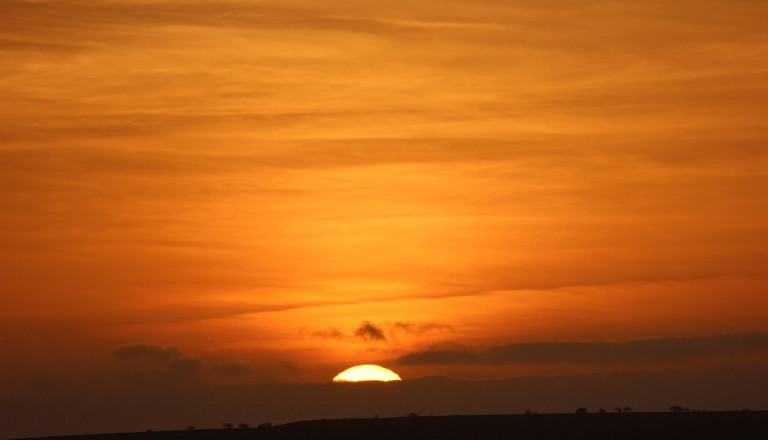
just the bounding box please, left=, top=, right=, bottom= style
left=166, top=357, right=205, bottom=377
left=216, top=363, right=255, bottom=377
left=114, top=348, right=263, bottom=388
left=113, top=344, right=183, bottom=363
left=398, top=333, right=768, bottom=365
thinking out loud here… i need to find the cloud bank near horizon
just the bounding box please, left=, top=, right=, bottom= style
left=398, top=333, right=768, bottom=365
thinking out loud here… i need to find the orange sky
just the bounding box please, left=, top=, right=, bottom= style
left=2, top=0, right=768, bottom=402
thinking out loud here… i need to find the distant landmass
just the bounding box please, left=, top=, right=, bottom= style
left=13, top=412, right=768, bottom=440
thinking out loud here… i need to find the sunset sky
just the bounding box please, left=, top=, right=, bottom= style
left=2, top=0, right=768, bottom=436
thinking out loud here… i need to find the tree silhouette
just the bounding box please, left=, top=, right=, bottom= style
left=238, top=423, right=250, bottom=429
left=623, top=407, right=632, bottom=413
left=222, top=423, right=233, bottom=429
left=575, top=408, right=588, bottom=414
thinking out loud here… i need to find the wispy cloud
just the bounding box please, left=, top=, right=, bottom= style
left=393, top=321, right=452, bottom=334
left=310, top=327, right=345, bottom=340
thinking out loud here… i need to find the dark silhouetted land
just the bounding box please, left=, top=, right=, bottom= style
left=13, top=412, right=768, bottom=440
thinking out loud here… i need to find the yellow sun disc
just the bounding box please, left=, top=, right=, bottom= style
left=332, top=364, right=402, bottom=382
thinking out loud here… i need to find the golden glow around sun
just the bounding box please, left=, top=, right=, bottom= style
left=332, top=364, right=402, bottom=382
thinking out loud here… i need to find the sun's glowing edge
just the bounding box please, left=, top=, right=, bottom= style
left=332, top=364, right=402, bottom=382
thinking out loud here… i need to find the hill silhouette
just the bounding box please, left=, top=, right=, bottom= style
left=13, top=412, right=768, bottom=440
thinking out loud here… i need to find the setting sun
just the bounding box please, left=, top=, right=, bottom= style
left=333, top=365, right=402, bottom=382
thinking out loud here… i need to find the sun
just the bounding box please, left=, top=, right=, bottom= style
left=332, top=364, right=402, bottom=382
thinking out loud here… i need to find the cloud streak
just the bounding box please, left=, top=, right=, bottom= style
left=394, top=321, right=452, bottom=334
left=310, top=327, right=345, bottom=339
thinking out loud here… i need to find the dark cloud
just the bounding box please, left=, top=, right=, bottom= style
left=113, top=344, right=183, bottom=363
left=398, top=333, right=768, bottom=365
left=354, top=321, right=386, bottom=341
